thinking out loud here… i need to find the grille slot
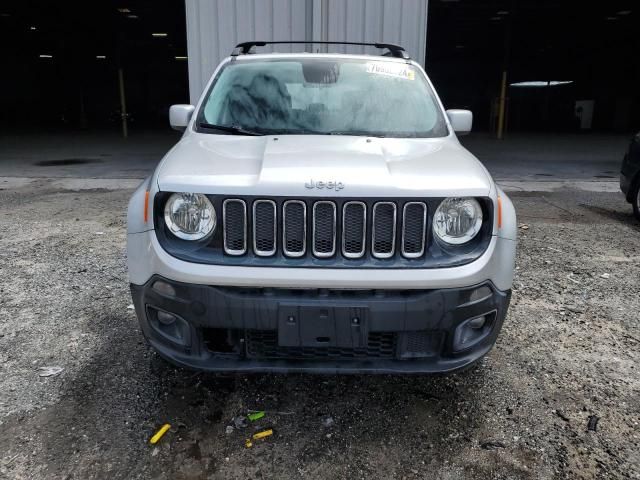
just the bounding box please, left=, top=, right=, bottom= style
left=245, top=330, right=396, bottom=360
left=401, top=202, right=427, bottom=258
left=399, top=331, right=442, bottom=359
left=372, top=202, right=397, bottom=258
left=222, top=199, right=247, bottom=255
left=252, top=200, right=276, bottom=256
left=312, top=201, right=337, bottom=257
left=283, top=200, right=306, bottom=257
left=342, top=201, right=366, bottom=258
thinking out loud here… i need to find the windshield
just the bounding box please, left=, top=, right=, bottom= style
left=196, top=58, right=448, bottom=138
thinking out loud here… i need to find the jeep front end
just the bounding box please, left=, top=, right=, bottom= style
left=126, top=43, right=516, bottom=374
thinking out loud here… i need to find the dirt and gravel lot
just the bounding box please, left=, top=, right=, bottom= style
left=0, top=179, right=639, bottom=479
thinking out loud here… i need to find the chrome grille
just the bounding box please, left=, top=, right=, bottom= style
left=401, top=202, right=427, bottom=258
left=253, top=200, right=276, bottom=256
left=312, top=201, right=337, bottom=257
left=372, top=202, right=397, bottom=258
left=342, top=202, right=366, bottom=258
left=283, top=200, right=306, bottom=257
left=222, top=199, right=247, bottom=255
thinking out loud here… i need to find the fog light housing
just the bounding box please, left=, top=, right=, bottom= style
left=452, top=311, right=496, bottom=352
left=157, top=310, right=176, bottom=325
left=467, top=316, right=486, bottom=329
left=147, top=306, right=191, bottom=347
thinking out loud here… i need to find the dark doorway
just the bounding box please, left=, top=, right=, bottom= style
left=0, top=0, right=189, bottom=133
left=427, top=0, right=640, bottom=134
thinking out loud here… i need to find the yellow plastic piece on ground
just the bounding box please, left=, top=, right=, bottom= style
left=245, top=439, right=253, bottom=448
left=149, top=424, right=171, bottom=444
left=252, top=429, right=273, bottom=440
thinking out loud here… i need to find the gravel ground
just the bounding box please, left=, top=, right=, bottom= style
left=0, top=180, right=639, bottom=479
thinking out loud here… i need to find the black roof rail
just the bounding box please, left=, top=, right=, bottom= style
left=231, top=41, right=410, bottom=60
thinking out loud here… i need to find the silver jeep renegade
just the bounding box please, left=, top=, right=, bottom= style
left=127, top=42, right=517, bottom=374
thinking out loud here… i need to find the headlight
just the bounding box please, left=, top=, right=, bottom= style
left=433, top=197, right=483, bottom=245
left=164, top=193, right=216, bottom=240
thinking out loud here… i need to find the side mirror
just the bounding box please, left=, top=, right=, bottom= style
left=169, top=104, right=195, bottom=131
left=446, top=109, right=473, bottom=136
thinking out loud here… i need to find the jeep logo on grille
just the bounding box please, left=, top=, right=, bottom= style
left=305, top=179, right=345, bottom=191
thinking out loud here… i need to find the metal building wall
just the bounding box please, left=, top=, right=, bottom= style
left=311, top=0, right=428, bottom=61
left=185, top=0, right=428, bottom=104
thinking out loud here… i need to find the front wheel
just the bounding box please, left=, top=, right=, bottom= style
left=632, top=179, right=640, bottom=221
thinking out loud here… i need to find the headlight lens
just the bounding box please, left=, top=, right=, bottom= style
left=433, top=197, right=483, bottom=245
left=164, top=193, right=216, bottom=240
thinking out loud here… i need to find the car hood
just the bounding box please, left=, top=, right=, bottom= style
left=156, top=133, right=493, bottom=197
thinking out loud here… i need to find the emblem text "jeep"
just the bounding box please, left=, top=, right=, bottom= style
left=305, top=179, right=345, bottom=191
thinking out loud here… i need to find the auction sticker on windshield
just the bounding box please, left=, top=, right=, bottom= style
left=366, top=62, right=415, bottom=80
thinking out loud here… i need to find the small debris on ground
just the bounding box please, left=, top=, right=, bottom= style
left=247, top=411, right=265, bottom=422
left=233, top=416, right=248, bottom=429
left=600, top=273, right=610, bottom=279
left=566, top=305, right=585, bottom=314
left=566, top=274, right=581, bottom=285
left=149, top=424, right=171, bottom=445
left=322, top=416, right=335, bottom=428
left=587, top=415, right=600, bottom=432
left=518, top=223, right=529, bottom=230
left=252, top=429, right=273, bottom=440
left=38, top=366, right=64, bottom=377
left=225, top=425, right=234, bottom=435
left=480, top=440, right=506, bottom=450
left=555, top=410, right=570, bottom=422
left=127, top=304, right=135, bottom=310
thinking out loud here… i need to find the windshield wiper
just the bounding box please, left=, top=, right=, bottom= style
left=198, top=122, right=264, bottom=136
left=325, top=130, right=387, bottom=138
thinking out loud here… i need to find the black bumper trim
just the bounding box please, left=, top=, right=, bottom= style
left=131, top=276, right=511, bottom=374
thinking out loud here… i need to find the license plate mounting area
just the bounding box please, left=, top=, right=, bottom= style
left=277, top=303, right=369, bottom=348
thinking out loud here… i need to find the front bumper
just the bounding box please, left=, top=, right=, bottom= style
left=131, top=276, right=511, bottom=374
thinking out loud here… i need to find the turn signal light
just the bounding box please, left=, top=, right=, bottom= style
left=143, top=190, right=150, bottom=223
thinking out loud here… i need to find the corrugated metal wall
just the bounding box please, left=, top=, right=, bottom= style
left=185, top=0, right=428, bottom=104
